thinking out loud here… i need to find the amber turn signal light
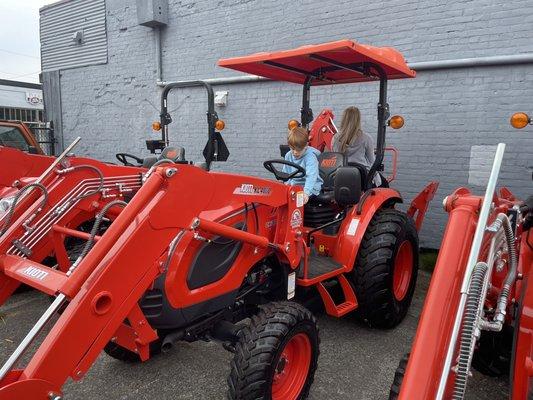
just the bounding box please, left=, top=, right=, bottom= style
left=215, top=120, right=225, bottom=131
left=510, top=112, right=530, bottom=129
left=388, top=115, right=404, bottom=129
left=152, top=121, right=161, bottom=131
left=288, top=119, right=300, bottom=130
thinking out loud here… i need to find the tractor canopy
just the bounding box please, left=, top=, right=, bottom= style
left=217, top=39, right=415, bottom=85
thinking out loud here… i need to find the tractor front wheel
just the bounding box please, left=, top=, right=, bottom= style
left=389, top=353, right=409, bottom=399
left=227, top=301, right=319, bottom=400
left=104, top=337, right=162, bottom=363
left=352, top=208, right=419, bottom=328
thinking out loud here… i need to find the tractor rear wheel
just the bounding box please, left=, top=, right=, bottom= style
left=389, top=353, right=409, bottom=399
left=352, top=208, right=418, bottom=328
left=227, top=301, right=319, bottom=400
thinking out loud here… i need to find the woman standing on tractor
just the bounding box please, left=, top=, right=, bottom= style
left=332, top=106, right=382, bottom=186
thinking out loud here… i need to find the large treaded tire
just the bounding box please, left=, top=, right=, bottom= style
left=352, top=208, right=419, bottom=329
left=389, top=353, right=409, bottom=399
left=227, top=301, right=319, bottom=400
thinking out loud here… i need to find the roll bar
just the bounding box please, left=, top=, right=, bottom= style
left=159, top=80, right=223, bottom=170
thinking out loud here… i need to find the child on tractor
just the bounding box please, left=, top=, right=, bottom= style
left=333, top=106, right=382, bottom=186
left=283, top=127, right=323, bottom=203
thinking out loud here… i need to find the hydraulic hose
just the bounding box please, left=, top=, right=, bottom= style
left=67, top=200, right=128, bottom=276
left=64, top=165, right=104, bottom=202
left=142, top=158, right=175, bottom=183
left=452, top=213, right=517, bottom=398
left=0, top=183, right=48, bottom=237
left=490, top=214, right=518, bottom=323
left=452, top=261, right=489, bottom=400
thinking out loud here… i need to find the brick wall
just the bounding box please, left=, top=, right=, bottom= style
left=56, top=0, right=533, bottom=248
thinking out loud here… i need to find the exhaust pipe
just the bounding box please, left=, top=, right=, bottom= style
left=161, top=330, right=184, bottom=353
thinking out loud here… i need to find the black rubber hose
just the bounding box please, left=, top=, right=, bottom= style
left=77, top=200, right=128, bottom=262
left=496, top=214, right=518, bottom=315
left=0, top=183, right=48, bottom=236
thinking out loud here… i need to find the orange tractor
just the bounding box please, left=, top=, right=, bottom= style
left=0, top=40, right=437, bottom=399
left=389, top=112, right=532, bottom=399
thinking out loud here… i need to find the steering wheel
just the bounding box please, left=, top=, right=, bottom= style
left=115, top=153, right=144, bottom=166
left=263, top=159, right=306, bottom=182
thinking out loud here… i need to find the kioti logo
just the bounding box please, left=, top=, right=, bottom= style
left=321, top=158, right=337, bottom=167
left=21, top=266, right=49, bottom=281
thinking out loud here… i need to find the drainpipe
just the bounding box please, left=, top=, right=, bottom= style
left=155, top=53, right=533, bottom=87
left=411, top=53, right=533, bottom=71
left=155, top=26, right=163, bottom=85
left=156, top=74, right=266, bottom=87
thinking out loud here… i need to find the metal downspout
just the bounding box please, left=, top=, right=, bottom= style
left=155, top=26, right=163, bottom=85
left=155, top=53, right=533, bottom=87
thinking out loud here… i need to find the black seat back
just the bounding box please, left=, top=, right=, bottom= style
left=160, top=146, right=185, bottom=162
left=142, top=146, right=186, bottom=168
left=334, top=167, right=362, bottom=207
left=318, top=152, right=346, bottom=191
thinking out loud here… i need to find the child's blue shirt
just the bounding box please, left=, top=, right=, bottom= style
left=283, top=146, right=323, bottom=196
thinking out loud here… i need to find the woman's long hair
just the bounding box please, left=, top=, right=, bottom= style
left=337, top=106, right=363, bottom=152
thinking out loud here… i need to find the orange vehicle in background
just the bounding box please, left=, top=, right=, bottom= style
left=0, top=121, right=53, bottom=196
left=0, top=120, right=45, bottom=155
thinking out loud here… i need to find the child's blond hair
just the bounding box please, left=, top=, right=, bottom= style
left=288, top=127, right=308, bottom=150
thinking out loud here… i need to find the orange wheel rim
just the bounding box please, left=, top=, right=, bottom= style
left=271, top=333, right=312, bottom=400
left=393, top=241, right=414, bottom=301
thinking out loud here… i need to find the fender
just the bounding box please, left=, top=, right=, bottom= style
left=335, top=188, right=402, bottom=272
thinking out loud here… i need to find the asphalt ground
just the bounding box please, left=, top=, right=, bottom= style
left=0, top=272, right=509, bottom=400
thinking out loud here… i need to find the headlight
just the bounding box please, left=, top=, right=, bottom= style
left=0, top=196, right=15, bottom=217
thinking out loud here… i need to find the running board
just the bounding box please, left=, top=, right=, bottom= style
left=315, top=274, right=357, bottom=317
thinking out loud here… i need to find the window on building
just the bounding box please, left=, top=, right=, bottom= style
left=0, top=107, right=43, bottom=123
left=0, top=126, right=30, bottom=151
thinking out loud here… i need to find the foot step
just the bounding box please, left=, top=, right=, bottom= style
left=315, top=274, right=358, bottom=317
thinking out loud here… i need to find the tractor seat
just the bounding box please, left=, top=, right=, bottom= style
left=313, top=152, right=346, bottom=203
left=143, top=146, right=186, bottom=168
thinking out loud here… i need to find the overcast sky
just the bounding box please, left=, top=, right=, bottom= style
left=0, top=0, right=59, bottom=83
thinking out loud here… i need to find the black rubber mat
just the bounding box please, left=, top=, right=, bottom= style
left=306, top=252, right=343, bottom=279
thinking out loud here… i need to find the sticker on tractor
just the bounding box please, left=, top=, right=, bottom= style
left=296, top=191, right=305, bottom=208
left=290, top=209, right=303, bottom=228
left=20, top=266, right=49, bottom=281
left=347, top=218, right=360, bottom=236
left=166, top=150, right=178, bottom=158
left=233, top=184, right=271, bottom=196
left=287, top=272, right=296, bottom=299
left=321, top=157, right=337, bottom=167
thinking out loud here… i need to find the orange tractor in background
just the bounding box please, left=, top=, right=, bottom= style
left=389, top=112, right=532, bottom=399
left=0, top=40, right=438, bottom=399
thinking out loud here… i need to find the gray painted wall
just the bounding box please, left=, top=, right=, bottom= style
left=53, top=0, right=533, bottom=248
